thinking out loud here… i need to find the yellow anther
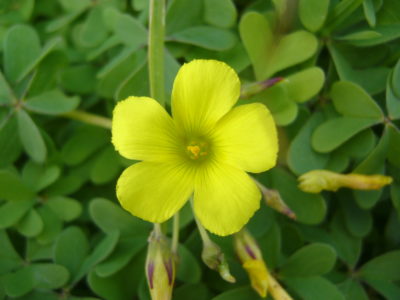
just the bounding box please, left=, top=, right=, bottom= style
left=187, top=145, right=201, bottom=159
left=186, top=141, right=209, bottom=160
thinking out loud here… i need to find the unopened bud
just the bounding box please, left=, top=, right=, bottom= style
left=146, top=229, right=175, bottom=300
left=298, top=170, right=393, bottom=194
left=241, top=77, right=285, bottom=99
left=202, top=240, right=236, bottom=283
left=255, top=180, right=296, bottom=219
left=234, top=229, right=294, bottom=300
left=234, top=229, right=268, bottom=297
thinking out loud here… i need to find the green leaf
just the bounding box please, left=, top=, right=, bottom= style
left=330, top=213, right=362, bottom=267
left=36, top=205, right=63, bottom=245
left=387, top=78, right=400, bottom=120
left=341, top=197, right=372, bottom=237
left=87, top=257, right=143, bottom=300
left=285, top=276, right=345, bottom=300
left=287, top=67, right=325, bottom=103
left=204, top=0, right=236, bottom=29
left=32, top=263, right=69, bottom=289
left=253, top=84, right=298, bottom=126
left=171, top=26, right=236, bottom=51
left=328, top=44, right=389, bottom=94
left=174, top=283, right=211, bottom=300
left=60, top=0, right=90, bottom=12
left=0, top=230, right=23, bottom=274
left=46, top=196, right=82, bottom=222
left=330, top=81, right=383, bottom=119
left=95, top=237, right=147, bottom=277
left=280, top=243, right=336, bottom=277
left=90, top=146, right=121, bottom=184
left=61, top=127, right=109, bottom=166
left=211, top=287, right=258, bottom=300
left=0, top=200, right=34, bottom=229
left=60, top=65, right=97, bottom=94
left=16, top=109, right=47, bottom=163
left=0, top=169, right=33, bottom=201
left=16, top=209, right=43, bottom=237
left=78, top=6, right=108, bottom=47
left=54, top=226, right=89, bottom=279
left=75, top=231, right=119, bottom=283
left=392, top=58, right=400, bottom=99
left=363, top=0, right=376, bottom=27
left=269, top=168, right=327, bottom=224
left=25, top=90, right=80, bottom=115
left=3, top=266, right=35, bottom=297
left=89, top=198, right=151, bottom=236
left=0, top=116, right=22, bottom=167
left=337, top=129, right=376, bottom=159
left=344, top=24, right=400, bottom=47
left=337, top=30, right=381, bottom=41
left=366, top=279, right=400, bottom=300
left=3, top=24, right=41, bottom=82
left=288, top=113, right=330, bottom=175
left=0, top=71, right=14, bottom=104
left=176, top=244, right=202, bottom=284
left=338, top=279, right=369, bottom=300
left=240, top=12, right=318, bottom=80
left=354, top=124, right=391, bottom=173
left=166, top=0, right=202, bottom=34
left=359, top=251, right=400, bottom=281
left=298, top=0, right=330, bottom=32
left=312, top=117, right=378, bottom=153
left=22, top=161, right=61, bottom=192
left=388, top=125, right=400, bottom=167
left=113, top=13, right=147, bottom=48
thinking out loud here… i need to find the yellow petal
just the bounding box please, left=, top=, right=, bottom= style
left=212, top=103, right=278, bottom=173
left=193, top=162, right=261, bottom=236
left=172, top=59, right=240, bottom=136
left=243, top=260, right=269, bottom=298
left=112, top=96, right=179, bottom=161
left=117, top=162, right=194, bottom=223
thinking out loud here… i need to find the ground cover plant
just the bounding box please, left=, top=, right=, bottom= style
left=0, top=0, right=400, bottom=299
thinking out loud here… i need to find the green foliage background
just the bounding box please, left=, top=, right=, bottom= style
left=1, top=0, right=400, bottom=299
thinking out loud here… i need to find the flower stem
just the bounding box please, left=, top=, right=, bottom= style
left=62, top=110, right=111, bottom=129
left=171, top=212, right=179, bottom=254
left=190, top=199, right=213, bottom=245
left=148, top=0, right=166, bottom=106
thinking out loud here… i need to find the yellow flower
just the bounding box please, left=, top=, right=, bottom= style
left=112, top=59, right=278, bottom=236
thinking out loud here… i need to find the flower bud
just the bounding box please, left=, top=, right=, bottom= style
left=234, top=229, right=294, bottom=300
left=234, top=229, right=268, bottom=297
left=202, top=240, right=236, bottom=283
left=258, top=184, right=296, bottom=220
left=146, top=229, right=175, bottom=300
left=241, top=77, right=284, bottom=99
left=298, top=170, right=393, bottom=193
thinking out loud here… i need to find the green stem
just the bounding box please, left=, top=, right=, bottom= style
left=62, top=110, right=112, bottom=129
left=190, top=198, right=213, bottom=245
left=153, top=223, right=163, bottom=237
left=148, top=0, right=165, bottom=106
left=171, top=212, right=180, bottom=254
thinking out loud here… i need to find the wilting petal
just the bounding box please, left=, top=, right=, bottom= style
left=193, top=162, right=261, bottom=236
left=112, top=97, right=179, bottom=161
left=212, top=103, right=278, bottom=173
left=172, top=59, right=240, bottom=136
left=117, top=161, right=194, bottom=223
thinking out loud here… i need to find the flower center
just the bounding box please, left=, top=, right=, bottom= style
left=186, top=141, right=208, bottom=160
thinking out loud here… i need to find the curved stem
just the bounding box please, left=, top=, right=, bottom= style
left=62, top=110, right=112, bottom=129
left=171, top=212, right=180, bottom=254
